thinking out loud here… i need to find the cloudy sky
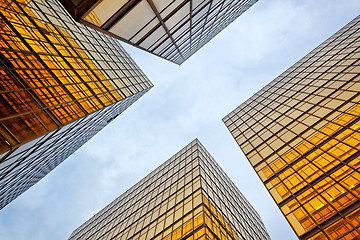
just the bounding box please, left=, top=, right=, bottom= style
left=1, top=1, right=360, bottom=239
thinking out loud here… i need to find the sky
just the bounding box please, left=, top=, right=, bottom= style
left=1, top=0, right=360, bottom=240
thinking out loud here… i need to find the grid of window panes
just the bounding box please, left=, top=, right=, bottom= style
left=197, top=143, right=270, bottom=240
left=0, top=0, right=152, bottom=155
left=0, top=90, right=149, bottom=210
left=69, top=139, right=269, bottom=240
left=223, top=15, right=360, bottom=240
left=0, top=0, right=152, bottom=209
left=59, top=0, right=257, bottom=64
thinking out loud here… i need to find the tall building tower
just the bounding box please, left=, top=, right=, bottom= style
left=57, top=0, right=257, bottom=64
left=0, top=0, right=152, bottom=209
left=69, top=139, right=270, bottom=240
left=223, top=16, right=360, bottom=240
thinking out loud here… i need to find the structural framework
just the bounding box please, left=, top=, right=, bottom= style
left=224, top=15, right=360, bottom=240
left=69, top=139, right=270, bottom=240
left=0, top=0, right=152, bottom=209
left=57, top=0, right=257, bottom=64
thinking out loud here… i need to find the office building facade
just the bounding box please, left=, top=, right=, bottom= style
left=0, top=0, right=152, bottom=209
left=69, top=139, right=270, bottom=240
left=58, top=0, right=257, bottom=64
left=223, top=16, right=360, bottom=239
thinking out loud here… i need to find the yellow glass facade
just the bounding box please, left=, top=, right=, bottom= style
left=0, top=0, right=152, bottom=209
left=0, top=0, right=152, bottom=155
left=57, top=0, right=257, bottom=64
left=69, top=139, right=270, bottom=240
left=223, top=16, right=360, bottom=240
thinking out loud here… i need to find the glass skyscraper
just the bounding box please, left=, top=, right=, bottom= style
left=69, top=139, right=270, bottom=240
left=0, top=0, right=152, bottom=209
left=224, top=16, right=360, bottom=240
left=57, top=0, right=257, bottom=64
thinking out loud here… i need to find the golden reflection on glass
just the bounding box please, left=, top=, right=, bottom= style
left=0, top=0, right=152, bottom=211
left=224, top=15, right=360, bottom=240
left=69, top=140, right=268, bottom=239
left=0, top=0, right=123, bottom=154
left=161, top=193, right=238, bottom=240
